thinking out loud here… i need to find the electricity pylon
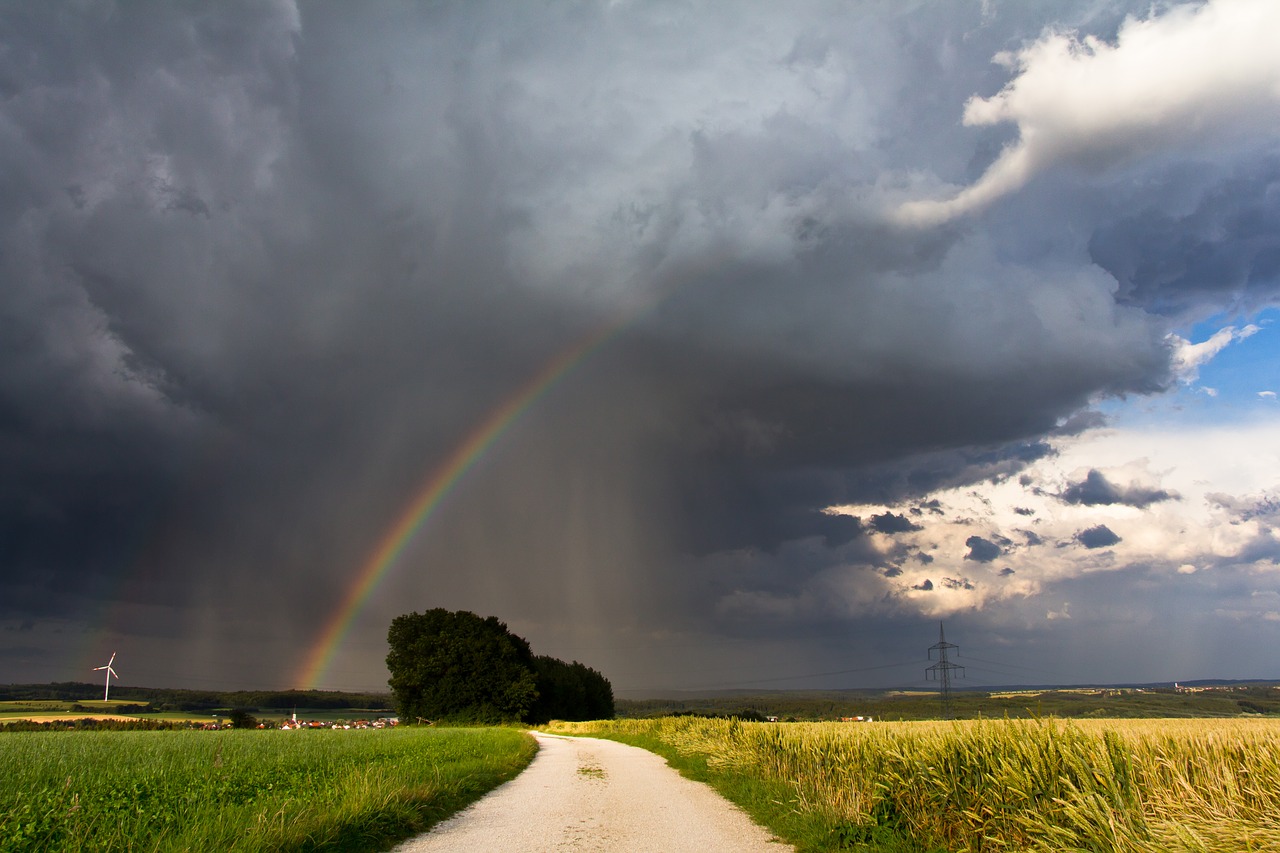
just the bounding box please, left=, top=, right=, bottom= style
left=925, top=623, right=964, bottom=719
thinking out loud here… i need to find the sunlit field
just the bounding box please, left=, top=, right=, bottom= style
left=0, top=698, right=392, bottom=727
left=548, top=716, right=1280, bottom=852
left=0, top=727, right=534, bottom=852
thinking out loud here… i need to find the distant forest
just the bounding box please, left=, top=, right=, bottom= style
left=0, top=683, right=392, bottom=712
left=617, top=682, right=1280, bottom=721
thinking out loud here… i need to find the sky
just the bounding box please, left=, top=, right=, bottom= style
left=3, top=0, right=1280, bottom=696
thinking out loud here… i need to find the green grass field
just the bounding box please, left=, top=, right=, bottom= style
left=547, top=716, right=1280, bottom=853
left=0, top=726, right=535, bottom=852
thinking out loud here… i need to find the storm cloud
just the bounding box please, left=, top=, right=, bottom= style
left=1060, top=469, right=1176, bottom=508
left=1076, top=525, right=1123, bottom=549
left=2, top=0, right=1279, bottom=693
left=965, top=536, right=1003, bottom=563
left=870, top=513, right=922, bottom=534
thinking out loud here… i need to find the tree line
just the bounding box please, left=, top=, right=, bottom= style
left=386, top=609, right=614, bottom=724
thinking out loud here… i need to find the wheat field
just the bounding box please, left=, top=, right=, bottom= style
left=547, top=716, right=1280, bottom=852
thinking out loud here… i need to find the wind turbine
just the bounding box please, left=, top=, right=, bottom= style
left=93, top=652, right=118, bottom=702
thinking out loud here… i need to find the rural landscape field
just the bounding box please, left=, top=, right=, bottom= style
left=0, top=723, right=535, bottom=852
left=548, top=715, right=1280, bottom=852
left=4, top=684, right=1279, bottom=852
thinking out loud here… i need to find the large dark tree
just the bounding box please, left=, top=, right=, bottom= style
left=576, top=660, right=615, bottom=720
left=386, top=609, right=538, bottom=723
left=526, top=655, right=615, bottom=723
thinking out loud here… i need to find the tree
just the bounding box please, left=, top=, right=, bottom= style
left=527, top=656, right=615, bottom=723
left=386, top=609, right=538, bottom=723
left=228, top=708, right=259, bottom=729
left=575, top=660, right=615, bottom=720
left=526, top=656, right=583, bottom=724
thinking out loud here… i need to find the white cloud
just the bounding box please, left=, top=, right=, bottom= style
left=895, top=0, right=1280, bottom=225
left=1170, top=324, right=1259, bottom=382
left=1260, top=391, right=1277, bottom=400
left=816, top=415, right=1280, bottom=620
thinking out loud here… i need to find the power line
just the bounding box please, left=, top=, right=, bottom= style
left=925, top=622, right=964, bottom=719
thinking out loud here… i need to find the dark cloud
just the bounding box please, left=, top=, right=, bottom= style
left=918, top=499, right=945, bottom=515
left=965, top=536, right=1002, bottom=563
left=913, top=579, right=934, bottom=592
left=1077, top=525, right=1123, bottom=549
left=1060, top=470, right=1176, bottom=508
left=1090, top=162, right=1280, bottom=315
left=869, top=512, right=921, bottom=534
left=0, top=0, right=1275, bottom=691
left=813, top=512, right=866, bottom=548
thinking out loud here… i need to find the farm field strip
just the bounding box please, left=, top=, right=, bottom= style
left=0, top=699, right=397, bottom=724
left=547, top=716, right=1280, bottom=852
left=0, top=726, right=535, bottom=852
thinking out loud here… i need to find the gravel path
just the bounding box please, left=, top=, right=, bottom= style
left=392, top=731, right=793, bottom=852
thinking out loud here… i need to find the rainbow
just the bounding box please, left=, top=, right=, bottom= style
left=293, top=317, right=629, bottom=689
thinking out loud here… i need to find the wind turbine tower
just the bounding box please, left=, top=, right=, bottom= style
left=93, top=652, right=119, bottom=703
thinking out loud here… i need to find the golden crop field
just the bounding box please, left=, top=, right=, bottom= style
left=548, top=716, right=1280, bottom=852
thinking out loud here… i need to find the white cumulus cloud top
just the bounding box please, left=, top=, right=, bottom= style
left=896, top=0, right=1280, bottom=225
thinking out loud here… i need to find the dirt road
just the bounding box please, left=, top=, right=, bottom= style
left=392, top=731, right=792, bottom=852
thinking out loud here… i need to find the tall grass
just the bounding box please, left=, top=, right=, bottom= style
left=547, top=717, right=1280, bottom=852
left=0, top=727, right=535, bottom=852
